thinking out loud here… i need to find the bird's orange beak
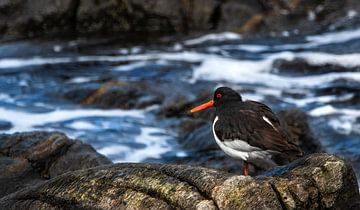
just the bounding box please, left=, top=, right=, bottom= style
left=190, top=100, right=214, bottom=113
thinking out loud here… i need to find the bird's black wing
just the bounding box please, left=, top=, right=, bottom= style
left=214, top=100, right=302, bottom=156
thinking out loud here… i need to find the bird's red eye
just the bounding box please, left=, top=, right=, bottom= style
left=216, top=93, right=222, bottom=98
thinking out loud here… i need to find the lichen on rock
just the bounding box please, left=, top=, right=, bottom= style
left=0, top=137, right=359, bottom=210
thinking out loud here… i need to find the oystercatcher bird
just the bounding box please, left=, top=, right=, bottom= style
left=190, top=87, right=303, bottom=176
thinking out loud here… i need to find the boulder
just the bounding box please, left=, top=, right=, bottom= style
left=62, top=80, right=162, bottom=109
left=0, top=131, right=111, bottom=198
left=0, top=153, right=358, bottom=209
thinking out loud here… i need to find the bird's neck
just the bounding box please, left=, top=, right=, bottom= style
left=216, top=101, right=243, bottom=114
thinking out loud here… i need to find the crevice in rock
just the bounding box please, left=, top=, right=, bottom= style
left=158, top=168, right=220, bottom=209
left=305, top=176, right=324, bottom=209
left=29, top=141, right=75, bottom=179
left=269, top=182, right=287, bottom=210
left=208, top=2, right=222, bottom=30
left=113, top=186, right=175, bottom=209
left=109, top=165, right=213, bottom=209
left=68, top=0, right=80, bottom=36
left=16, top=192, right=90, bottom=210
left=157, top=165, right=229, bottom=209
left=111, top=181, right=181, bottom=209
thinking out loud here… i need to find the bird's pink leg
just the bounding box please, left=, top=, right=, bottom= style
left=244, top=160, right=249, bottom=176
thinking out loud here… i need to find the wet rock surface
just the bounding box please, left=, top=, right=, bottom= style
left=0, top=131, right=111, bottom=198
left=0, top=153, right=358, bottom=209
left=1, top=0, right=360, bottom=41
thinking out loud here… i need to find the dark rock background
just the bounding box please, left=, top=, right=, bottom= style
left=1, top=0, right=360, bottom=42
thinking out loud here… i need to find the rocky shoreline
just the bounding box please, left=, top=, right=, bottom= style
left=0, top=131, right=359, bottom=209
left=1, top=0, right=360, bottom=42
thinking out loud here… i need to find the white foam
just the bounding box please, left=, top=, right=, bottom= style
left=309, top=105, right=337, bottom=116
left=176, top=151, right=187, bottom=157
left=67, top=121, right=98, bottom=130
left=119, top=48, right=129, bottom=54
left=113, top=60, right=170, bottom=71
left=0, top=107, right=144, bottom=133
left=173, top=43, right=183, bottom=51
left=255, top=87, right=282, bottom=97
left=299, top=52, right=360, bottom=68
left=19, top=80, right=28, bottom=86
left=53, top=45, right=62, bottom=52
left=131, top=47, right=142, bottom=54
left=283, top=94, right=354, bottom=107
left=0, top=93, right=15, bottom=103
left=98, top=145, right=130, bottom=156
left=0, top=57, right=72, bottom=68
left=190, top=56, right=274, bottom=84
left=212, top=28, right=360, bottom=53
left=309, top=105, right=360, bottom=117
left=67, top=77, right=92, bottom=83
left=0, top=51, right=209, bottom=69
left=191, top=51, right=360, bottom=88
left=328, top=117, right=354, bottom=135
left=184, top=32, right=242, bottom=46
left=306, top=28, right=360, bottom=45
left=223, top=44, right=270, bottom=52
left=348, top=10, right=358, bottom=18
left=108, top=127, right=172, bottom=162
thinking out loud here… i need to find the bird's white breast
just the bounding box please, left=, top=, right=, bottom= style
left=212, top=116, right=251, bottom=160
left=212, top=116, right=275, bottom=164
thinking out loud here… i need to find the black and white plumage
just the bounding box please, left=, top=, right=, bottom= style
left=191, top=87, right=303, bottom=175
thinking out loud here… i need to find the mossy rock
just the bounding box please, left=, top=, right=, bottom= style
left=1, top=154, right=359, bottom=209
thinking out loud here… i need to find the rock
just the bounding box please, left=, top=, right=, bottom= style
left=263, top=154, right=360, bottom=209
left=272, top=58, right=360, bottom=76
left=277, top=109, right=323, bottom=155
left=0, top=120, right=12, bottom=130
left=0, top=0, right=78, bottom=41
left=63, top=81, right=162, bottom=109
left=80, top=81, right=159, bottom=109
left=158, top=87, right=214, bottom=118
left=219, top=0, right=263, bottom=33
left=0, top=131, right=111, bottom=198
left=0, top=153, right=358, bottom=209
left=1, top=0, right=360, bottom=41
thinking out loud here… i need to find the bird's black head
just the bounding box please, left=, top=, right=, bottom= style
left=213, top=87, right=242, bottom=107
left=190, top=87, right=242, bottom=113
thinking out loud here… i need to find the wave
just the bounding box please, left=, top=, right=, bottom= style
left=191, top=52, right=360, bottom=87
left=183, top=32, right=242, bottom=46
left=309, top=105, right=360, bottom=117
left=0, top=107, right=144, bottom=133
